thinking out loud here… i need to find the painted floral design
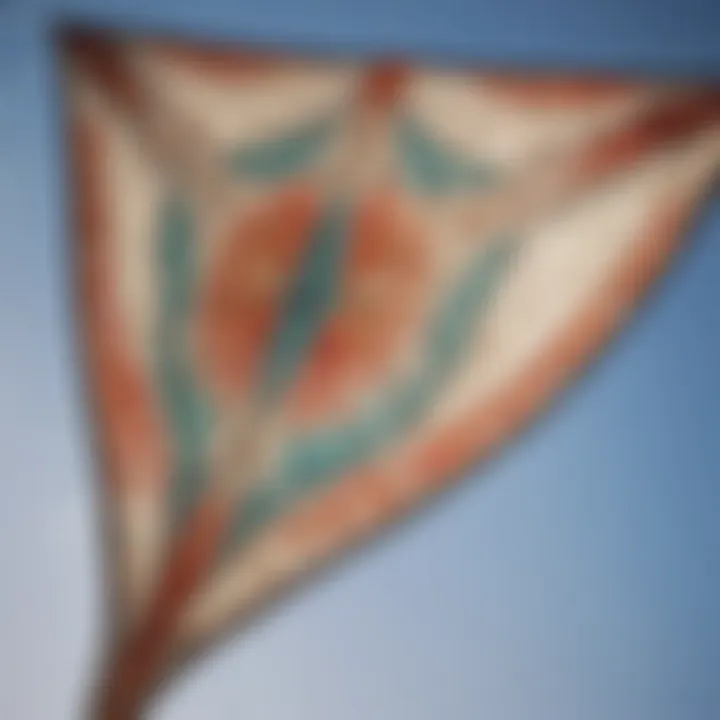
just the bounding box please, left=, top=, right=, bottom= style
left=195, top=186, right=431, bottom=425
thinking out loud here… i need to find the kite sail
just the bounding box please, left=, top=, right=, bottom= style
left=58, top=24, right=720, bottom=719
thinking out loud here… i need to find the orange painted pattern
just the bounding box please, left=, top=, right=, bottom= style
left=573, top=91, right=720, bottom=185
left=479, top=74, right=640, bottom=109
left=196, top=188, right=431, bottom=423
left=194, top=185, right=321, bottom=403
left=72, top=113, right=169, bottom=494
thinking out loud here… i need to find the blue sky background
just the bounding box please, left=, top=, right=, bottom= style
left=1, top=0, right=720, bottom=718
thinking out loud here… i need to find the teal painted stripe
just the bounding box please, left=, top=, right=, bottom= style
left=259, top=202, right=351, bottom=400
left=156, top=194, right=214, bottom=524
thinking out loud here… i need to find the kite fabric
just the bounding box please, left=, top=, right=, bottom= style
left=58, top=24, right=720, bottom=719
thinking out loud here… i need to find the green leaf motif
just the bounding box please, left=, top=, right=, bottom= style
left=228, top=115, right=337, bottom=182
left=397, top=116, right=498, bottom=195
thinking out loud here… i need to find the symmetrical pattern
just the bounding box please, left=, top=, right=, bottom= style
left=59, top=26, right=720, bottom=718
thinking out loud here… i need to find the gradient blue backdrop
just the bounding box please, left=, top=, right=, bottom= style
left=1, top=0, right=719, bottom=717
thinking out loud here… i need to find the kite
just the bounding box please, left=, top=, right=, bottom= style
left=57, top=24, right=720, bottom=719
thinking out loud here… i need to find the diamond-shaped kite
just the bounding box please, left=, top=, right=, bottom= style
left=58, top=25, right=720, bottom=719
